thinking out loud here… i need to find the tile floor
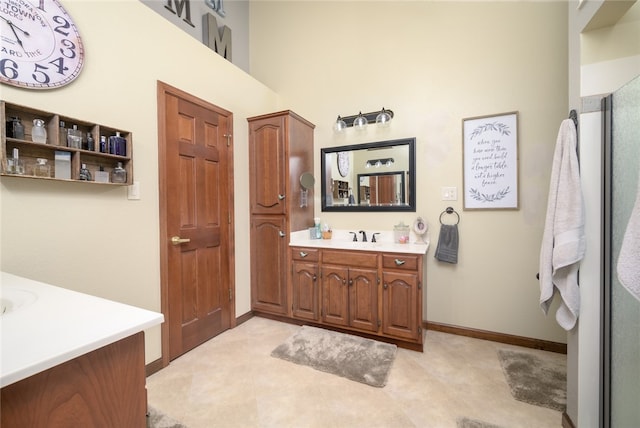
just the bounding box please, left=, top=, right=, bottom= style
left=146, top=316, right=564, bottom=428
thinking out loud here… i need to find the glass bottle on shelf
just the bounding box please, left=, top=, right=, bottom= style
left=31, top=119, right=47, bottom=144
left=6, top=117, right=25, bottom=139
left=111, top=162, right=127, bottom=183
left=86, top=132, right=95, bottom=151
left=59, top=121, right=66, bottom=146
left=67, top=124, right=82, bottom=149
left=79, top=163, right=92, bottom=181
left=34, top=158, right=50, bottom=177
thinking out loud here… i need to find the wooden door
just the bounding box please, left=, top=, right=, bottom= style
left=249, top=115, right=286, bottom=215
left=158, top=82, right=234, bottom=362
left=382, top=271, right=419, bottom=340
left=250, top=215, right=288, bottom=314
left=349, top=268, right=378, bottom=332
left=321, top=265, right=349, bottom=327
left=292, top=260, right=319, bottom=321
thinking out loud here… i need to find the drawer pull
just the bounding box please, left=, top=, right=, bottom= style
left=394, top=259, right=406, bottom=266
left=299, top=251, right=308, bottom=258
left=278, top=194, right=286, bottom=200
left=279, top=231, right=286, bottom=237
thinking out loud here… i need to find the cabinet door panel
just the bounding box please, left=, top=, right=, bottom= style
left=250, top=216, right=287, bottom=314
left=382, top=271, right=419, bottom=340
left=249, top=116, right=286, bottom=215
left=321, top=265, right=349, bottom=327
left=349, top=268, right=378, bottom=332
left=292, top=261, right=319, bottom=321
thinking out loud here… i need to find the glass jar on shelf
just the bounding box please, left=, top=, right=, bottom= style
left=111, top=162, right=127, bottom=183
left=33, top=158, right=50, bottom=177
left=31, top=119, right=47, bottom=144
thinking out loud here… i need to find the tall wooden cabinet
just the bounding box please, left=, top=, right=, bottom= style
left=248, top=111, right=315, bottom=315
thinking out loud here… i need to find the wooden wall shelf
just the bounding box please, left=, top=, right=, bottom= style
left=1, top=101, right=133, bottom=185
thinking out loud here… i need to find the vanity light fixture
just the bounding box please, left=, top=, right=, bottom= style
left=333, top=108, right=394, bottom=132
left=365, top=158, right=395, bottom=168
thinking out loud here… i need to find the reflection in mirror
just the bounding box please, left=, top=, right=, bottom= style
left=321, top=138, right=416, bottom=212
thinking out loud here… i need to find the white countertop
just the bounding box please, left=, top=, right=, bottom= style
left=0, top=272, right=164, bottom=388
left=290, top=229, right=430, bottom=255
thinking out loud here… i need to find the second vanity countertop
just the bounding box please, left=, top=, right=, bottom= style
left=290, top=229, right=429, bottom=255
left=0, top=272, right=164, bottom=388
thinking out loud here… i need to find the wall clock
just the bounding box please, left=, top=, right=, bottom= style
left=0, top=0, right=84, bottom=89
left=337, top=151, right=349, bottom=177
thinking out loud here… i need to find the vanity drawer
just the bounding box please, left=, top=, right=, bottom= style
left=322, top=250, right=378, bottom=268
left=382, top=254, right=420, bottom=271
left=291, top=247, right=319, bottom=262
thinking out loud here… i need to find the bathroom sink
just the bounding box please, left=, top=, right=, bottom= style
left=1, top=288, right=38, bottom=316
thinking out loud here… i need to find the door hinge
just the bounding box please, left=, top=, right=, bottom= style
left=228, top=213, right=232, bottom=224
left=418, top=280, right=422, bottom=290
left=229, top=288, right=233, bottom=301
left=378, top=319, right=381, bottom=327
left=418, top=326, right=422, bottom=334
left=224, top=133, right=232, bottom=147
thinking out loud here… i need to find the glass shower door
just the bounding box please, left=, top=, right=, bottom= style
left=604, top=73, right=640, bottom=427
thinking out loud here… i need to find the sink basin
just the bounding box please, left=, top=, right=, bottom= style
left=1, top=288, right=38, bottom=316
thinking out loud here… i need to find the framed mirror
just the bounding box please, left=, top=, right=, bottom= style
left=321, top=137, right=416, bottom=212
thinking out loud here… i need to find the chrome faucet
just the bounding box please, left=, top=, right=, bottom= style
left=349, top=232, right=357, bottom=242
left=358, top=230, right=367, bottom=242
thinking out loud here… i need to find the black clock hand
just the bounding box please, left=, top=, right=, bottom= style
left=0, top=17, right=29, bottom=50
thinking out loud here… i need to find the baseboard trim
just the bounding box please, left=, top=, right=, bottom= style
left=562, top=411, right=576, bottom=428
left=424, top=321, right=567, bottom=354
left=145, top=357, right=164, bottom=377
left=236, top=311, right=254, bottom=326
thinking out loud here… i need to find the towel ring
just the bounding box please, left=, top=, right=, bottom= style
left=439, top=207, right=460, bottom=225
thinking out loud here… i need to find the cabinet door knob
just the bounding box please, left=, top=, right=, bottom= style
left=279, top=231, right=286, bottom=237
left=383, top=283, right=388, bottom=289
left=171, top=236, right=190, bottom=245
left=299, top=251, right=308, bottom=258
left=349, top=279, right=353, bottom=286
left=278, top=194, right=286, bottom=200
left=394, top=259, right=406, bottom=266
left=313, top=275, right=317, bottom=281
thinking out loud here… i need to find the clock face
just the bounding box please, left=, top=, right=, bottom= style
left=0, top=0, right=84, bottom=89
left=337, top=152, right=349, bottom=177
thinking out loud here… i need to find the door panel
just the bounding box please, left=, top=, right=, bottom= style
left=159, top=83, right=233, bottom=362
left=321, top=265, right=349, bottom=327
left=349, top=268, right=378, bottom=332
left=292, top=261, right=319, bottom=321
left=382, top=271, right=419, bottom=340
left=250, top=215, right=288, bottom=314
left=249, top=116, right=286, bottom=215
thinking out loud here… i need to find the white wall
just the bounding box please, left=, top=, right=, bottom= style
left=250, top=1, right=569, bottom=343
left=0, top=0, right=280, bottom=363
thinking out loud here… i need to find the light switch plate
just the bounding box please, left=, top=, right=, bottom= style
left=441, top=186, right=457, bottom=201
left=128, top=181, right=140, bottom=200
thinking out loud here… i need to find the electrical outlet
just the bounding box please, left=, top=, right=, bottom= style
left=441, top=186, right=457, bottom=201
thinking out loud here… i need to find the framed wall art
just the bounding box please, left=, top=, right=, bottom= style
left=462, top=111, right=519, bottom=210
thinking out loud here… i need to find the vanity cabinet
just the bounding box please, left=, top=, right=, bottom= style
left=289, top=246, right=424, bottom=350
left=1, top=101, right=133, bottom=184
left=248, top=111, right=314, bottom=316
left=321, top=250, right=378, bottom=333
left=291, top=248, right=320, bottom=321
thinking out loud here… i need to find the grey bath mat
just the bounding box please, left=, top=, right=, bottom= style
left=498, top=348, right=567, bottom=411
left=271, top=325, right=397, bottom=387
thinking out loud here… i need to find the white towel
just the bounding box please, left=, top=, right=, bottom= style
left=617, top=168, right=640, bottom=302
left=539, top=119, right=585, bottom=331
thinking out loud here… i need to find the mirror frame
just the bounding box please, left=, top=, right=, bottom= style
left=321, top=137, right=416, bottom=212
